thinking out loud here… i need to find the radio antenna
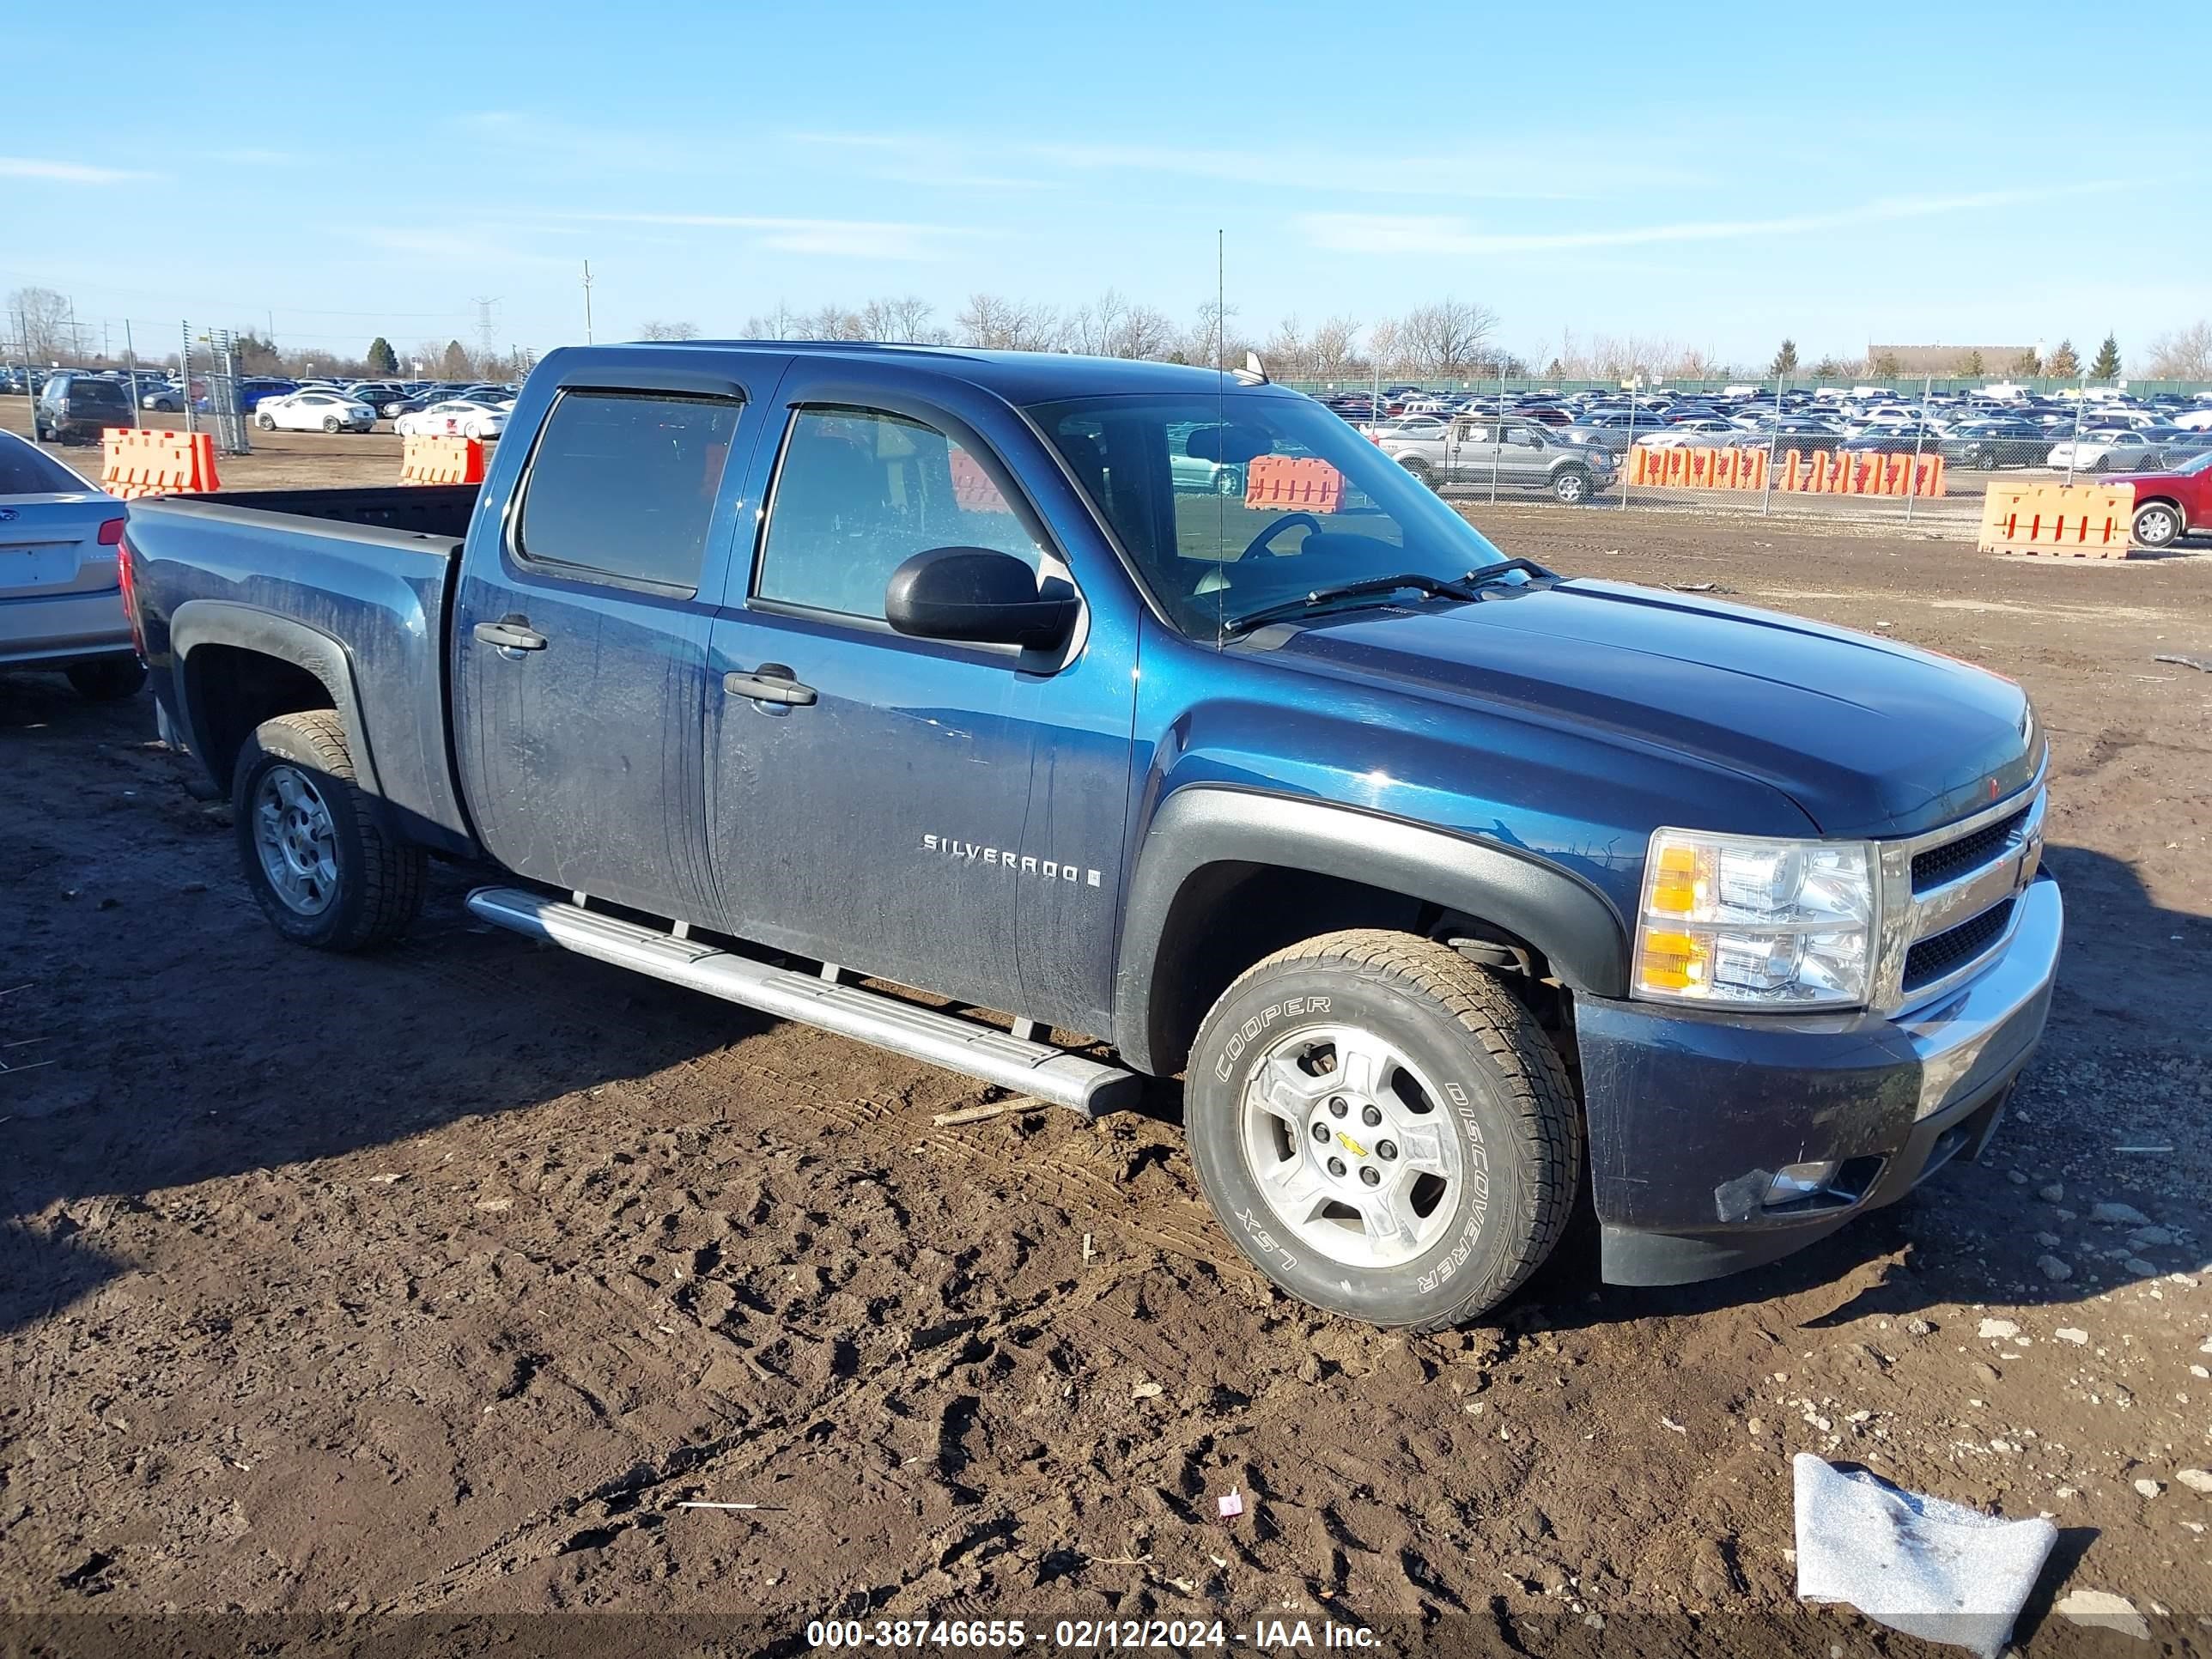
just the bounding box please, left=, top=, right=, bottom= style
left=1213, top=228, right=1227, bottom=648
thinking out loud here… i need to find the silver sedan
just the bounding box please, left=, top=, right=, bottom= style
left=0, top=430, right=145, bottom=699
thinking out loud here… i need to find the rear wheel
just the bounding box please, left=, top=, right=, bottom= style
left=65, top=658, right=146, bottom=701
left=232, top=710, right=427, bottom=951
left=1186, top=930, right=1582, bottom=1329
left=322, top=415, right=343, bottom=434
left=2133, top=501, right=2183, bottom=548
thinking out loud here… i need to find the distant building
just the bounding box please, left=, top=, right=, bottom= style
left=1868, top=344, right=2037, bottom=374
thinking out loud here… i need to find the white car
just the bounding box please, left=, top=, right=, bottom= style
left=394, top=399, right=508, bottom=441
left=255, top=389, right=378, bottom=434
left=1632, top=418, right=1740, bottom=449
left=2045, top=430, right=2166, bottom=473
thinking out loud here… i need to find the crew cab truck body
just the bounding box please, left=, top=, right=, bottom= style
left=1376, top=413, right=1616, bottom=504
left=121, top=343, right=2061, bottom=1328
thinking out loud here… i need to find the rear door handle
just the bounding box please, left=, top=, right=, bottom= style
left=472, top=618, right=547, bottom=652
left=724, top=664, right=817, bottom=707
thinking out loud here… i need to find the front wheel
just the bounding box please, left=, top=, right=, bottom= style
left=1553, top=466, right=1591, bottom=505
left=2133, top=501, right=2182, bottom=548
left=1398, top=459, right=1435, bottom=491
left=255, top=412, right=276, bottom=429
left=233, top=710, right=427, bottom=950
left=1186, top=930, right=1582, bottom=1329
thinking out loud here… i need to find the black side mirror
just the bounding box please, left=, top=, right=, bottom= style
left=884, top=546, right=1075, bottom=650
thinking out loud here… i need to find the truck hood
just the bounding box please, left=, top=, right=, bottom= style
left=1254, top=578, right=2037, bottom=837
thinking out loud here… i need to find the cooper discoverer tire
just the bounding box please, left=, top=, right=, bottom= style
left=232, top=709, right=427, bottom=951
left=1186, top=929, right=1581, bottom=1330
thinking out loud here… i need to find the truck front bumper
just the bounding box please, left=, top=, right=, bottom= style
left=1577, top=873, right=2062, bottom=1287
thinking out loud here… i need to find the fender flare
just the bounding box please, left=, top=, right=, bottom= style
left=1110, top=786, right=1631, bottom=1073
left=167, top=600, right=381, bottom=797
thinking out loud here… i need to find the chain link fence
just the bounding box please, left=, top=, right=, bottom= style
left=1285, top=369, right=2212, bottom=535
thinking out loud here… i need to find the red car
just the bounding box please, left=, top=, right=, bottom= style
left=2106, top=451, right=2212, bottom=548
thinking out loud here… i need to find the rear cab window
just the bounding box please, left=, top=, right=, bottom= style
left=514, top=389, right=743, bottom=594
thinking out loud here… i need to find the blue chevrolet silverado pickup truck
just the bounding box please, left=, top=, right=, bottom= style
left=120, top=342, right=2061, bottom=1329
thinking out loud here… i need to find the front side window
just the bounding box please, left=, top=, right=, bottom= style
left=1031, top=392, right=1508, bottom=639
left=756, top=406, right=1044, bottom=622
left=515, top=390, right=741, bottom=592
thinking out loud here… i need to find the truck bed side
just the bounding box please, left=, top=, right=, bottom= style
left=126, top=484, right=480, bottom=854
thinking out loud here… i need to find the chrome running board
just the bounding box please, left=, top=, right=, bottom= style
left=465, top=885, right=1142, bottom=1117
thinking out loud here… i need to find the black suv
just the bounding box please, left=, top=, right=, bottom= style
left=34, top=374, right=136, bottom=445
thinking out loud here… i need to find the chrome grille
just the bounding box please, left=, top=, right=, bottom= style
left=1871, top=765, right=2045, bottom=1015
left=1904, top=897, right=2016, bottom=989
left=1911, top=805, right=2029, bottom=893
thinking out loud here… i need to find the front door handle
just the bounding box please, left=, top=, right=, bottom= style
left=472, top=617, right=547, bottom=652
left=724, top=664, right=817, bottom=707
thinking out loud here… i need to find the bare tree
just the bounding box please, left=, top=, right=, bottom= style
left=856, top=295, right=945, bottom=343
left=638, top=320, right=702, bottom=340
left=957, top=294, right=1063, bottom=352
left=740, top=301, right=805, bottom=338
left=1263, top=314, right=1308, bottom=376
left=1395, top=297, right=1499, bottom=378
left=1310, top=314, right=1360, bottom=377
left=1366, top=317, right=1401, bottom=374
left=9, top=286, right=73, bottom=362
left=2147, top=320, right=2212, bottom=380
left=1178, top=299, right=1255, bottom=368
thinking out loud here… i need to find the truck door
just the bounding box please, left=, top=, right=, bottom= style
left=1449, top=418, right=1499, bottom=484
left=1498, top=419, right=1547, bottom=484
left=705, top=374, right=1132, bottom=1032
left=452, top=373, right=769, bottom=923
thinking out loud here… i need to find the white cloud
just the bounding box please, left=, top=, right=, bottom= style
left=1297, top=188, right=2111, bottom=256
left=542, top=211, right=978, bottom=262
left=343, top=226, right=572, bottom=270
left=790, top=130, right=1680, bottom=200
left=0, top=155, right=151, bottom=185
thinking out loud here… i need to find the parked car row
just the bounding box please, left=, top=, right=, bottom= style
left=1325, top=383, right=2212, bottom=478
left=15, top=368, right=520, bottom=444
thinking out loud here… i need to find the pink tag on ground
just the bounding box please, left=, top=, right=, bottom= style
left=1217, top=1492, right=1243, bottom=1520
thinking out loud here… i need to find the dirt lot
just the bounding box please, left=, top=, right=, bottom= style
left=3, top=432, right=2211, bottom=1654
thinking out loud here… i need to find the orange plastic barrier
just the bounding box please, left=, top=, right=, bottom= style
left=100, top=427, right=219, bottom=499
left=947, top=447, right=1010, bottom=512
left=1630, top=443, right=1942, bottom=496
left=1626, top=443, right=1769, bottom=490
left=399, top=434, right=486, bottom=486
left=1978, top=483, right=2136, bottom=557
left=1244, top=454, right=1345, bottom=513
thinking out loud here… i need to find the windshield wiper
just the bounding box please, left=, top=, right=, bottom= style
left=1459, top=556, right=1559, bottom=590
left=1222, top=572, right=1479, bottom=636
left=1220, top=558, right=1559, bottom=637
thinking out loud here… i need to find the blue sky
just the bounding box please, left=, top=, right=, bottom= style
left=6, top=0, right=2208, bottom=371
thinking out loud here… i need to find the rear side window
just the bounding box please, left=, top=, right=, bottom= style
left=0, top=435, right=88, bottom=495
left=516, top=391, right=741, bottom=592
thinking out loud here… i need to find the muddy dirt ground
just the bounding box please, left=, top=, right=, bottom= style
left=2, top=461, right=2210, bottom=1655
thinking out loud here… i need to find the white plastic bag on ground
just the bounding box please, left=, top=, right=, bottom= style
left=1793, top=1452, right=2057, bottom=1659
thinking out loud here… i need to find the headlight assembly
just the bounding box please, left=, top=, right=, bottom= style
left=1632, top=828, right=1878, bottom=1010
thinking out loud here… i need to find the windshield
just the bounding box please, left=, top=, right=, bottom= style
left=1030, top=392, right=1507, bottom=638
